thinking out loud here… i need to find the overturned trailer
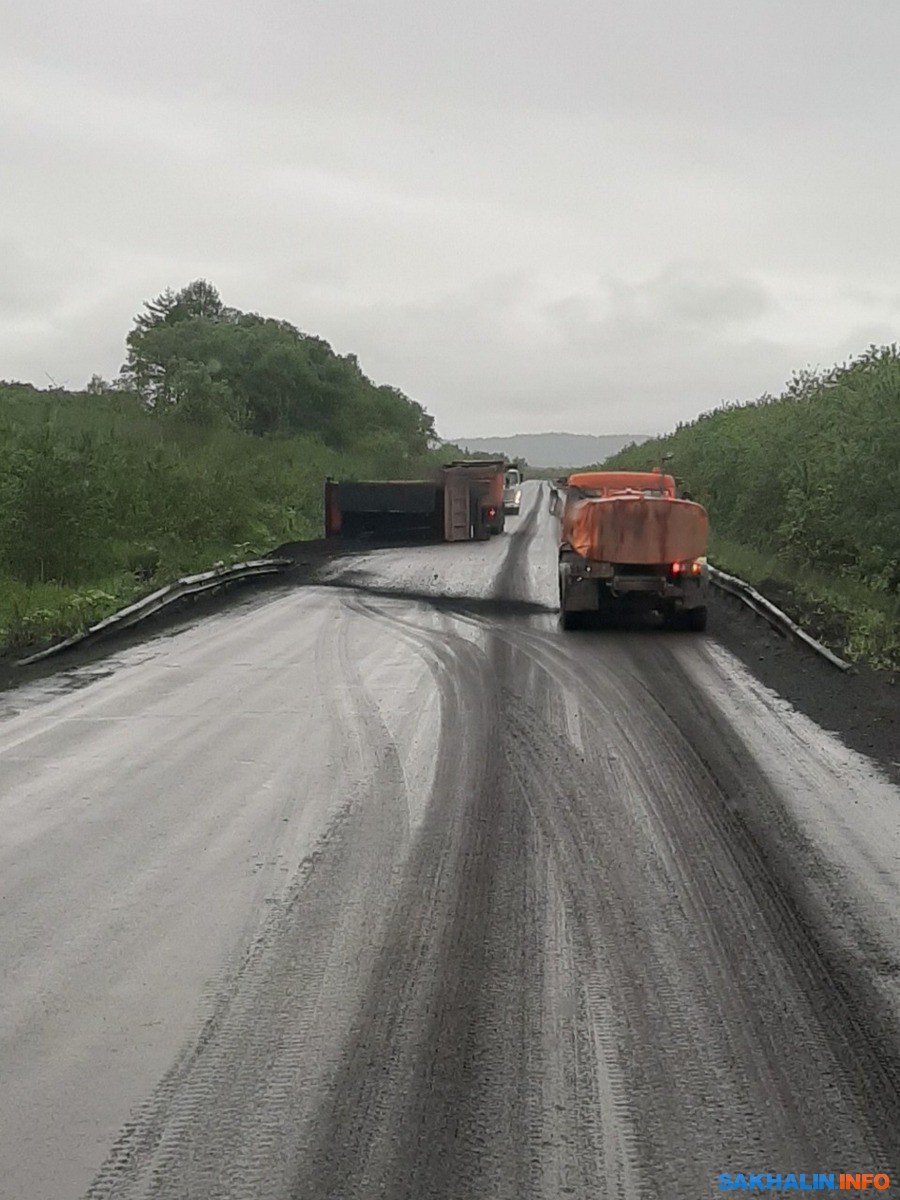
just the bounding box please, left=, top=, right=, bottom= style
left=324, top=460, right=508, bottom=543
left=324, top=480, right=441, bottom=539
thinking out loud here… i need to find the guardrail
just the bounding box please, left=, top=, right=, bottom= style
left=706, top=565, right=851, bottom=671
left=17, top=558, right=292, bottom=667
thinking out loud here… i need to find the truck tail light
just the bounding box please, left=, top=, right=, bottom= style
left=670, top=561, right=683, bottom=575
left=690, top=560, right=702, bottom=575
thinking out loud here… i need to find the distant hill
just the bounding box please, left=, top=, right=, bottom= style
left=449, top=432, right=650, bottom=469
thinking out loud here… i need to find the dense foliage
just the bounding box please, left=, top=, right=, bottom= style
left=0, top=282, right=448, bottom=646
left=121, top=280, right=435, bottom=455
left=605, top=346, right=900, bottom=594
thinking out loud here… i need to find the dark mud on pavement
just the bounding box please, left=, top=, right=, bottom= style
left=317, top=576, right=556, bottom=618
left=7, top=488, right=900, bottom=1199
left=3, top=526, right=898, bottom=798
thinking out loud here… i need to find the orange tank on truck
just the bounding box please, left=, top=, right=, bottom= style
left=557, top=469, right=710, bottom=631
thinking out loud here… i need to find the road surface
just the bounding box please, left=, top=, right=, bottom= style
left=2, top=482, right=898, bottom=1199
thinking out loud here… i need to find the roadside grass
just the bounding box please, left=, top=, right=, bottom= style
left=0, top=576, right=138, bottom=650
left=0, top=527, right=307, bottom=655
left=710, top=535, right=900, bottom=669
left=0, top=534, right=292, bottom=655
left=0, top=395, right=451, bottom=657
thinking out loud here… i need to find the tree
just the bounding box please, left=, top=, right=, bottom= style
left=123, top=280, right=224, bottom=400
left=165, top=360, right=244, bottom=428
left=170, top=279, right=223, bottom=323
left=118, top=280, right=437, bottom=459
left=132, top=287, right=179, bottom=336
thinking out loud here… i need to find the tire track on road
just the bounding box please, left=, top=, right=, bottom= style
left=85, top=615, right=415, bottom=1199
left=497, top=635, right=898, bottom=1184
left=78, top=484, right=900, bottom=1200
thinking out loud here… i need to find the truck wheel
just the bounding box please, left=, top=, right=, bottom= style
left=687, top=606, right=708, bottom=632
left=559, top=577, right=579, bottom=629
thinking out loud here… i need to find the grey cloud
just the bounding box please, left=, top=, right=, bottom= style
left=639, top=264, right=773, bottom=328
left=0, top=238, right=99, bottom=326
left=0, top=242, right=63, bottom=319
left=21, top=0, right=898, bottom=130
left=542, top=265, right=773, bottom=345
left=320, top=270, right=802, bottom=437
left=3, top=0, right=900, bottom=435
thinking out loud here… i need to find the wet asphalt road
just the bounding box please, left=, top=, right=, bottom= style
left=2, top=482, right=899, bottom=1199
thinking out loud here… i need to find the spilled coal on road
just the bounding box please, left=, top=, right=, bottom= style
left=1, top=482, right=898, bottom=1199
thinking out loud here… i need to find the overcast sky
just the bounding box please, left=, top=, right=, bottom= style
left=4, top=1, right=900, bottom=438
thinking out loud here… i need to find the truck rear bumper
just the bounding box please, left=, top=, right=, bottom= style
left=559, top=558, right=708, bottom=612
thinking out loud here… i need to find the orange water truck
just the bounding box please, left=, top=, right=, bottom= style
left=557, top=468, right=709, bottom=630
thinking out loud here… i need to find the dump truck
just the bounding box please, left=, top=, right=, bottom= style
left=557, top=469, right=709, bottom=630
left=445, top=460, right=507, bottom=534
left=324, top=460, right=508, bottom=543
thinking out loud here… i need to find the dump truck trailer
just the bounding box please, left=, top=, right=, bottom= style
left=324, top=460, right=508, bottom=543
left=324, top=481, right=442, bottom=539
left=558, top=469, right=709, bottom=630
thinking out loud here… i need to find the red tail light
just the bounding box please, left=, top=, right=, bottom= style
left=487, top=507, right=496, bottom=518
left=671, top=559, right=702, bottom=576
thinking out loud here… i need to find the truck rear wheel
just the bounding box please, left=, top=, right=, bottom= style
left=665, top=606, right=707, bottom=631
left=559, top=576, right=581, bottom=630
left=686, top=606, right=708, bottom=632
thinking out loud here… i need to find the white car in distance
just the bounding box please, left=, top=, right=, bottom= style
left=503, top=468, right=523, bottom=515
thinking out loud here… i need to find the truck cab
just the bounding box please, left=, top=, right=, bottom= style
left=503, top=468, right=522, bottom=515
